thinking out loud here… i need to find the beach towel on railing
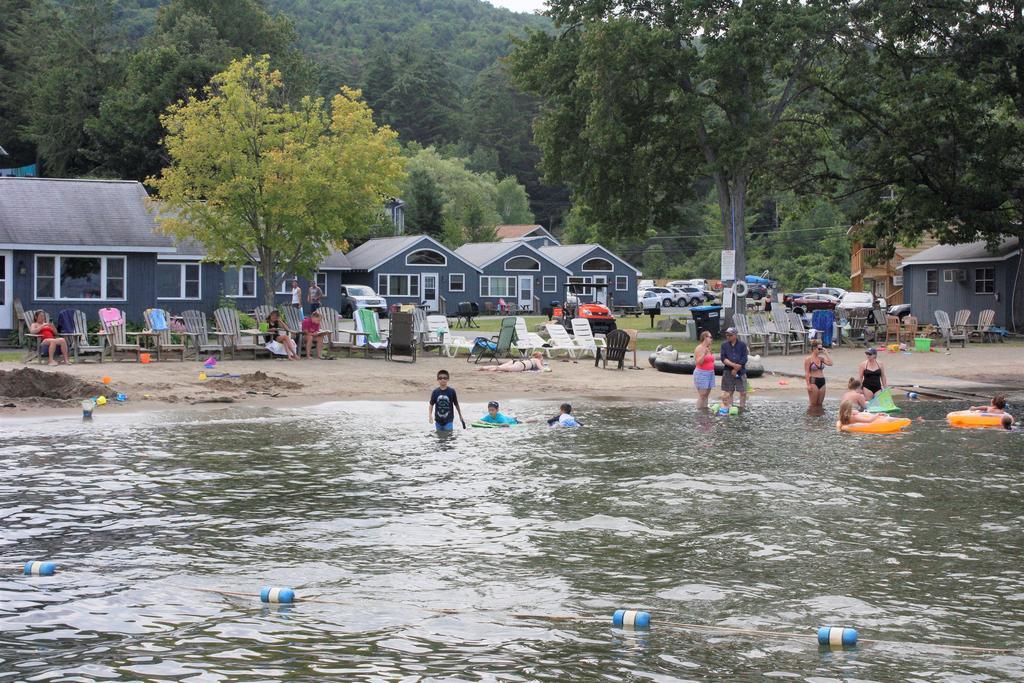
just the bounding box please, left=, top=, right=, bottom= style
left=149, top=309, right=168, bottom=331
left=811, top=310, right=834, bottom=347
left=866, top=388, right=901, bottom=414
left=355, top=308, right=387, bottom=348
left=56, top=309, right=76, bottom=334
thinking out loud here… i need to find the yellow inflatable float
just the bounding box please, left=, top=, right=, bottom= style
left=839, top=417, right=911, bottom=434
left=946, top=410, right=1005, bottom=428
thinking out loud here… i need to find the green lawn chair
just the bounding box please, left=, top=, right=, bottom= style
left=469, top=316, right=519, bottom=364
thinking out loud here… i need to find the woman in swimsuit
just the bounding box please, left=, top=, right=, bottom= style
left=804, top=342, right=832, bottom=408
left=692, top=330, right=716, bottom=410
left=29, top=311, right=69, bottom=366
left=264, top=310, right=299, bottom=360
left=478, top=351, right=545, bottom=372
left=841, top=378, right=868, bottom=411
left=856, top=347, right=887, bottom=399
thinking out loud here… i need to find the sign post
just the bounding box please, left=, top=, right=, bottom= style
left=720, top=250, right=736, bottom=282
left=720, top=250, right=737, bottom=328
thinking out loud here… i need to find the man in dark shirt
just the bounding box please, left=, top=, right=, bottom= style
left=720, top=326, right=749, bottom=409
left=428, top=369, right=465, bottom=430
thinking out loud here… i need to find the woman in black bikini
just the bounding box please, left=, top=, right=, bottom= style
left=804, top=342, right=832, bottom=407
left=477, top=351, right=545, bottom=372
left=856, top=347, right=887, bottom=399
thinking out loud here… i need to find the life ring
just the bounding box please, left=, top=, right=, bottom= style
left=734, top=281, right=749, bottom=297
left=839, top=417, right=911, bottom=434
left=946, top=410, right=1005, bottom=428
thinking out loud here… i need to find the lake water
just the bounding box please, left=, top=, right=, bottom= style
left=1, top=400, right=1021, bottom=681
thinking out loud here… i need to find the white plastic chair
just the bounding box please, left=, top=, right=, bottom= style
left=426, top=314, right=475, bottom=357
left=570, top=318, right=606, bottom=358
left=514, top=317, right=550, bottom=356
left=543, top=323, right=579, bottom=358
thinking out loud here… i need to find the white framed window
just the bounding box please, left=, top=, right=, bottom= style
left=480, top=276, right=517, bottom=297
left=224, top=265, right=257, bottom=298
left=276, top=275, right=300, bottom=294
left=157, top=262, right=201, bottom=300
left=504, top=255, right=540, bottom=271
left=449, top=273, right=465, bottom=292
left=34, top=254, right=126, bottom=301
left=405, top=249, right=446, bottom=266
left=926, top=269, right=938, bottom=295
left=975, top=267, right=994, bottom=294
left=543, top=276, right=557, bottom=293
left=315, top=272, right=327, bottom=291
left=378, top=274, right=419, bottom=297
left=582, top=257, right=614, bottom=272
left=615, top=275, right=628, bottom=291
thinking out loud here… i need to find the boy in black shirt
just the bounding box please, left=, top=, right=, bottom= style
left=428, top=369, right=465, bottom=430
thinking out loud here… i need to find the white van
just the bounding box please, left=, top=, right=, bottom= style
left=639, top=279, right=655, bottom=290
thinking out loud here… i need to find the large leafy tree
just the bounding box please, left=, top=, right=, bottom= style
left=151, top=56, right=406, bottom=307
left=403, top=168, right=446, bottom=237
left=510, top=0, right=844, bottom=314
left=816, top=0, right=1024, bottom=254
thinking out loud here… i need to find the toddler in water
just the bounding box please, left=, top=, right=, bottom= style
left=547, top=403, right=580, bottom=427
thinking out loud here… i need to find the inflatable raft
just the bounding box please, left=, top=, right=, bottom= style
left=649, top=350, right=764, bottom=378
left=946, top=410, right=1005, bottom=428
left=840, top=417, right=911, bottom=434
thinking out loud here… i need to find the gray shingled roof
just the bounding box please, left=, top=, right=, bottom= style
left=540, top=244, right=642, bottom=275
left=454, top=241, right=517, bottom=267
left=319, top=250, right=352, bottom=270
left=0, top=177, right=175, bottom=251
left=344, top=235, right=426, bottom=270
left=900, top=237, right=1021, bottom=267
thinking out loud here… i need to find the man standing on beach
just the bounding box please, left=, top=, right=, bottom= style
left=307, top=280, right=323, bottom=313
left=720, top=327, right=749, bottom=409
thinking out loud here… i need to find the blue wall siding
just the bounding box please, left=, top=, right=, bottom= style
left=904, top=256, right=1018, bottom=326
left=561, top=247, right=638, bottom=309
left=13, top=250, right=159, bottom=325
left=476, top=243, right=566, bottom=312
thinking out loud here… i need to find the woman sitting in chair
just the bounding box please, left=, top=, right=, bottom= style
left=30, top=311, right=69, bottom=366
left=264, top=310, right=299, bottom=360
left=477, top=351, right=545, bottom=372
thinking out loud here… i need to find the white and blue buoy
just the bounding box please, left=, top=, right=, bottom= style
left=817, top=626, right=858, bottom=647
left=612, top=609, right=651, bottom=630
left=24, top=561, right=57, bottom=576
left=908, top=392, right=919, bottom=400
left=260, top=586, right=295, bottom=604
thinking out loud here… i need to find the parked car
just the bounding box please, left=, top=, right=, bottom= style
left=802, top=286, right=847, bottom=299
left=836, top=291, right=886, bottom=313
left=887, top=303, right=912, bottom=320
left=639, top=289, right=662, bottom=312
left=791, top=292, right=839, bottom=314
left=676, top=286, right=707, bottom=307
left=641, top=286, right=681, bottom=307
left=338, top=284, right=388, bottom=318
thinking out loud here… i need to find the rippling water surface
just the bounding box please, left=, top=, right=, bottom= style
left=1, top=399, right=1022, bottom=681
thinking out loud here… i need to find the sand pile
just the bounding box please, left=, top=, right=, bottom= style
left=0, top=368, right=115, bottom=401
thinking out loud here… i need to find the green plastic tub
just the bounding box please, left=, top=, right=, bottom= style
left=914, top=337, right=932, bottom=352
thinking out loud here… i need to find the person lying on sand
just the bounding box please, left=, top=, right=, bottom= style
left=477, top=351, right=545, bottom=372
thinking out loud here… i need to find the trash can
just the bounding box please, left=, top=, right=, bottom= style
left=690, top=305, right=723, bottom=338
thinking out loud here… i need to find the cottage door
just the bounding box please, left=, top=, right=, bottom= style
left=421, top=273, right=439, bottom=312
left=0, top=251, right=11, bottom=330
left=518, top=276, right=533, bottom=312
left=593, top=276, right=608, bottom=304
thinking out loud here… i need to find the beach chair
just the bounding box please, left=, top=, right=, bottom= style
left=885, top=315, right=902, bottom=343
left=752, top=313, right=783, bottom=355
left=101, top=320, right=143, bottom=362
left=785, top=311, right=809, bottom=354
left=99, top=307, right=124, bottom=327
left=570, top=318, right=606, bottom=359
left=66, top=310, right=105, bottom=362
left=453, top=301, right=479, bottom=328
left=214, top=307, right=269, bottom=359
left=971, top=309, right=995, bottom=343
left=316, top=306, right=350, bottom=354
left=182, top=310, right=227, bottom=360
left=543, top=323, right=580, bottom=358
left=14, top=298, right=28, bottom=348
left=426, top=315, right=475, bottom=357
left=732, top=314, right=764, bottom=355
left=20, top=307, right=45, bottom=363
left=952, top=309, right=971, bottom=336
left=410, top=307, right=430, bottom=348
left=514, top=317, right=550, bottom=357
left=348, top=307, right=389, bottom=357
left=282, top=306, right=305, bottom=348
left=595, top=329, right=631, bottom=370
left=144, top=308, right=186, bottom=361
left=934, top=310, right=967, bottom=349
left=385, top=311, right=417, bottom=363
left=469, top=316, right=519, bottom=364
left=253, top=305, right=275, bottom=323
left=623, top=328, right=640, bottom=369
left=768, top=314, right=791, bottom=355
left=900, top=315, right=918, bottom=341
left=868, top=306, right=886, bottom=341
left=483, top=301, right=497, bottom=316
left=844, top=308, right=869, bottom=347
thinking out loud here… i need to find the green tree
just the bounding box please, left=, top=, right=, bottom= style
left=642, top=244, right=668, bottom=279
left=495, top=176, right=534, bottom=224
left=151, top=56, right=406, bottom=308
left=511, top=1, right=843, bottom=316
left=404, top=168, right=446, bottom=237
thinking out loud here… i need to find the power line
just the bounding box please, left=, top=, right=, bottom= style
left=645, top=224, right=851, bottom=240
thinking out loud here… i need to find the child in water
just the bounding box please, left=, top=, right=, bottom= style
left=547, top=403, right=580, bottom=427
left=841, top=378, right=868, bottom=411
left=428, top=369, right=465, bottom=431
left=969, top=395, right=1008, bottom=415
left=479, top=400, right=520, bottom=426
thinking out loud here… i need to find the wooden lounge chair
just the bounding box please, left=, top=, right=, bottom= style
left=282, top=306, right=305, bottom=348
left=21, top=307, right=47, bottom=363
left=752, top=313, right=783, bottom=355
left=623, top=328, right=640, bottom=369
left=844, top=308, right=869, bottom=347
left=971, top=309, right=995, bottom=343
left=410, top=307, right=430, bottom=348
left=182, top=310, right=228, bottom=361
left=934, top=310, right=968, bottom=349
left=952, top=309, right=971, bottom=337
left=102, top=320, right=143, bottom=362
left=385, top=311, right=417, bottom=362
left=253, top=305, right=275, bottom=324
left=885, top=314, right=902, bottom=343
left=316, top=306, right=350, bottom=354
left=900, top=315, right=918, bottom=341
left=470, top=316, right=519, bottom=364
left=214, top=307, right=268, bottom=359
left=542, top=323, right=580, bottom=358
left=144, top=308, right=186, bottom=361
left=14, top=298, right=28, bottom=348
left=785, top=311, right=809, bottom=354
left=67, top=310, right=105, bottom=362
left=732, top=314, right=765, bottom=355
left=595, top=329, right=630, bottom=370
left=570, top=318, right=606, bottom=359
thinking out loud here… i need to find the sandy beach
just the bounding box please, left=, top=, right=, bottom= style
left=1, top=343, right=1020, bottom=416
